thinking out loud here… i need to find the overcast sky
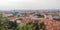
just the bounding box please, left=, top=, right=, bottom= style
left=0, top=0, right=60, bottom=11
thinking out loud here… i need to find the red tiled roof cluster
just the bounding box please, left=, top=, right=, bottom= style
left=21, top=18, right=60, bottom=30
left=8, top=16, right=60, bottom=30
left=8, top=16, right=18, bottom=21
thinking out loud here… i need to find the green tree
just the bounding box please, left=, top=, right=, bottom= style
left=17, top=22, right=34, bottom=30
left=36, top=14, right=44, bottom=18
left=26, top=22, right=34, bottom=30
left=33, top=20, right=40, bottom=30
left=0, top=12, right=8, bottom=30
left=17, top=23, right=26, bottom=30
left=39, top=22, right=46, bottom=30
